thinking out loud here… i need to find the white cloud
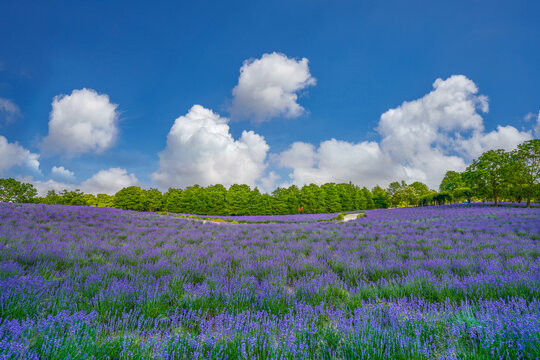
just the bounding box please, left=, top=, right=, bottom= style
left=231, top=52, right=316, bottom=122
left=457, top=125, right=532, bottom=159
left=377, top=75, right=488, bottom=164
left=278, top=139, right=406, bottom=189
left=0, top=98, right=21, bottom=124
left=41, top=88, right=119, bottom=157
left=152, top=105, right=269, bottom=189
left=51, top=166, right=75, bottom=182
left=80, top=168, right=138, bottom=195
left=21, top=167, right=138, bottom=196
left=258, top=171, right=280, bottom=193
left=0, top=135, right=40, bottom=175
left=17, top=177, right=73, bottom=196
left=278, top=142, right=316, bottom=169
left=277, top=75, right=532, bottom=189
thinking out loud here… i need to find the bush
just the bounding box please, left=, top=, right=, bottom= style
left=335, top=214, right=345, bottom=221
left=356, top=213, right=366, bottom=219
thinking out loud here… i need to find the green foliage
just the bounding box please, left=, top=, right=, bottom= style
left=335, top=213, right=345, bottom=220
left=163, top=188, right=182, bottom=213
left=432, top=191, right=452, bottom=205
left=96, top=194, right=115, bottom=208
left=511, top=139, right=540, bottom=207
left=452, top=187, right=472, bottom=203
left=371, top=186, right=389, bottom=208
left=390, top=181, right=433, bottom=207
left=144, top=188, right=164, bottom=211
left=83, top=194, right=96, bottom=206
left=418, top=193, right=434, bottom=206
left=439, top=171, right=465, bottom=192
left=227, top=184, right=253, bottom=215
left=113, top=186, right=146, bottom=211
left=0, top=178, right=37, bottom=203
left=464, top=149, right=511, bottom=206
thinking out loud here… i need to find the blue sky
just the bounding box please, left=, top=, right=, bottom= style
left=0, top=0, right=539, bottom=194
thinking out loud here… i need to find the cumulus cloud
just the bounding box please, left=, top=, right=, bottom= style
left=0, top=98, right=21, bottom=125
left=51, top=166, right=75, bottom=182
left=18, top=177, right=73, bottom=196
left=0, top=135, right=40, bottom=175
left=41, top=88, right=119, bottom=156
left=152, top=105, right=269, bottom=189
left=278, top=139, right=406, bottom=189
left=258, top=171, right=280, bottom=193
left=80, top=167, right=138, bottom=194
left=457, top=125, right=532, bottom=159
left=21, top=167, right=138, bottom=196
left=231, top=52, right=316, bottom=122
left=277, top=75, right=532, bottom=189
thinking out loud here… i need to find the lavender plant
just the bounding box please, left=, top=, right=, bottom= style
left=0, top=203, right=539, bottom=359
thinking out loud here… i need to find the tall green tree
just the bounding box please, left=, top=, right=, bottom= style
left=114, top=186, right=146, bottom=211
left=300, top=184, right=326, bottom=213
left=439, top=171, right=465, bottom=193
left=144, top=188, right=164, bottom=211
left=96, top=194, right=115, bottom=208
left=321, top=183, right=341, bottom=213
left=371, top=186, right=389, bottom=209
left=163, top=188, right=183, bottom=213
left=512, top=139, right=540, bottom=207
left=226, top=184, right=252, bottom=215
left=42, top=190, right=63, bottom=205
left=464, top=149, right=510, bottom=206
left=205, top=184, right=227, bottom=215
left=0, top=178, right=37, bottom=203
left=387, top=180, right=406, bottom=198
left=60, top=189, right=88, bottom=206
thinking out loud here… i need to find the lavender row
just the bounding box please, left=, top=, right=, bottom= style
left=1, top=298, right=539, bottom=359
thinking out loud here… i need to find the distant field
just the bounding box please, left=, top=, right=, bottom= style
left=1, top=203, right=539, bottom=359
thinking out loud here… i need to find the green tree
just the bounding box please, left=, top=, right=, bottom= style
left=205, top=184, right=227, bottom=215
left=163, top=188, right=183, bottom=213
left=371, top=186, right=389, bottom=209
left=336, top=183, right=354, bottom=211
left=226, top=184, right=252, bottom=215
left=42, top=190, right=63, bottom=205
left=439, top=171, right=465, bottom=193
left=96, top=194, right=115, bottom=208
left=114, top=186, right=146, bottom=211
left=464, top=149, right=510, bottom=206
left=512, top=139, right=540, bottom=207
left=321, top=183, right=341, bottom=213
left=256, top=193, right=274, bottom=215
left=0, top=178, right=37, bottom=203
left=387, top=180, right=406, bottom=198
left=83, top=194, right=97, bottom=206
left=418, top=193, right=434, bottom=206
left=300, top=184, right=326, bottom=213
left=433, top=191, right=452, bottom=205
left=144, top=188, right=164, bottom=211
left=361, top=188, right=374, bottom=209
left=179, top=185, right=203, bottom=214
left=60, top=189, right=88, bottom=206
left=452, top=187, right=472, bottom=203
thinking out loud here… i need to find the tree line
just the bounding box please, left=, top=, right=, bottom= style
left=1, top=139, right=538, bottom=214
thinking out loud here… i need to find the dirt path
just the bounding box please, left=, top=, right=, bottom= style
left=343, top=213, right=361, bottom=222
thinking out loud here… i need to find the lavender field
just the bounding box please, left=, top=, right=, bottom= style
left=1, top=203, right=539, bottom=359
